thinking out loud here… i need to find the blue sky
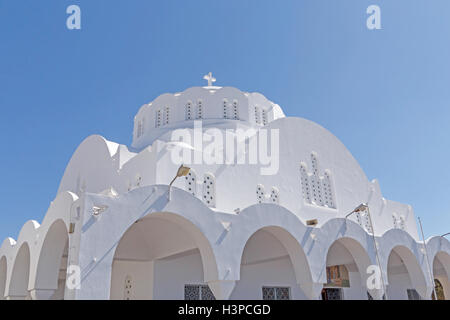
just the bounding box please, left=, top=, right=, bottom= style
left=0, top=0, right=449, bottom=241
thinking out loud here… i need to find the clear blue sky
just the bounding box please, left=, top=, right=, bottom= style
left=0, top=0, right=449, bottom=241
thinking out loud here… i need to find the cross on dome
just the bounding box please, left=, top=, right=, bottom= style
left=203, top=72, right=216, bottom=87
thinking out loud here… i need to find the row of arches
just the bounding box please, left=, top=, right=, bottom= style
left=0, top=191, right=78, bottom=300
left=1, top=189, right=449, bottom=300
left=0, top=220, right=70, bottom=300
left=107, top=213, right=450, bottom=300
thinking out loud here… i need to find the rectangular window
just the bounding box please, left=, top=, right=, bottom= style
left=321, top=288, right=343, bottom=300
left=184, top=284, right=215, bottom=300
left=262, top=286, right=291, bottom=300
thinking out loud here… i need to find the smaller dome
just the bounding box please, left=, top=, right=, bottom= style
left=132, top=78, right=285, bottom=149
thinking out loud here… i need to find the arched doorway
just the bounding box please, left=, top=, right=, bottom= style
left=110, top=213, right=217, bottom=300
left=386, top=246, right=427, bottom=300
left=432, top=252, right=450, bottom=300
left=231, top=226, right=311, bottom=300
left=0, top=256, right=6, bottom=300
left=322, top=238, right=372, bottom=300
left=8, top=243, right=31, bottom=299
left=34, top=220, right=69, bottom=300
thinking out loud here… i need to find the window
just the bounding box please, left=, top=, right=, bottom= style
left=186, top=101, right=193, bottom=120
left=254, top=106, right=261, bottom=125
left=270, top=187, right=279, bottom=204
left=299, top=153, right=336, bottom=209
left=137, top=121, right=142, bottom=138
left=363, top=213, right=373, bottom=234
left=223, top=99, right=229, bottom=119
left=202, top=173, right=216, bottom=207
left=392, top=213, right=399, bottom=229
left=321, top=288, right=343, bottom=300
left=300, top=163, right=311, bottom=204
left=256, top=184, right=265, bottom=204
left=355, top=212, right=363, bottom=227
left=136, top=118, right=145, bottom=138
left=155, top=110, right=162, bottom=128
left=399, top=215, right=406, bottom=230
left=124, top=275, right=133, bottom=300
left=262, top=287, right=290, bottom=300
left=196, top=100, right=203, bottom=119
left=262, top=109, right=268, bottom=125
left=322, top=171, right=335, bottom=208
left=136, top=175, right=142, bottom=187
left=185, top=169, right=197, bottom=196
left=232, top=100, right=239, bottom=120
left=164, top=106, right=170, bottom=125
left=184, top=285, right=215, bottom=300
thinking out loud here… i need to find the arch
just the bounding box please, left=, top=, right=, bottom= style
left=386, top=245, right=428, bottom=300
left=231, top=225, right=312, bottom=300
left=110, top=211, right=218, bottom=300
left=34, top=219, right=69, bottom=300
left=8, top=242, right=31, bottom=299
left=0, top=256, right=6, bottom=300
left=432, top=251, right=450, bottom=300
left=323, top=237, right=373, bottom=300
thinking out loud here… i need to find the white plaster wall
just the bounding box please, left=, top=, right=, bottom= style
left=341, top=272, right=366, bottom=300
left=110, top=260, right=154, bottom=300
left=231, top=256, right=307, bottom=300
left=153, top=250, right=203, bottom=300
left=386, top=273, right=411, bottom=300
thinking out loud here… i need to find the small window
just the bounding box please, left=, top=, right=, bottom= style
left=262, top=287, right=290, bottom=300
left=137, top=121, right=143, bottom=138
left=196, top=100, right=203, bottom=119
left=270, top=187, right=279, bottom=204
left=185, top=169, right=197, bottom=196
left=186, top=101, right=193, bottom=120
left=164, top=106, right=170, bottom=125
left=184, top=284, right=215, bottom=300
left=124, top=275, right=133, bottom=300
left=155, top=110, right=162, bottom=128
left=223, top=99, right=229, bottom=119
left=321, top=288, right=343, bottom=300
left=262, top=109, right=268, bottom=125
left=392, top=213, right=399, bottom=229
left=202, top=173, right=216, bottom=207
left=136, top=175, right=142, bottom=187
left=256, top=184, right=265, bottom=204
left=399, top=215, right=406, bottom=230
left=254, top=106, right=261, bottom=124
left=232, top=100, right=239, bottom=120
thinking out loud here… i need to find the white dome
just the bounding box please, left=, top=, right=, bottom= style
left=132, top=85, right=285, bottom=149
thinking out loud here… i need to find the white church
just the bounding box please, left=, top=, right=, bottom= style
left=0, top=74, right=449, bottom=300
